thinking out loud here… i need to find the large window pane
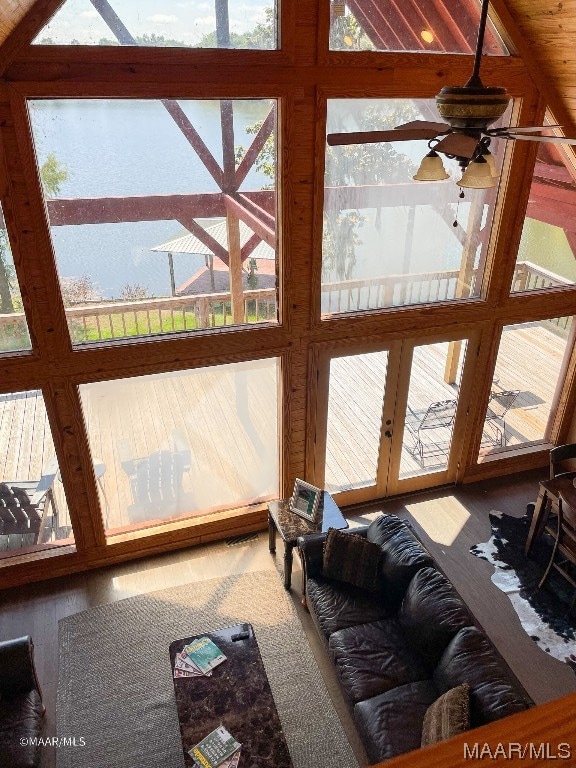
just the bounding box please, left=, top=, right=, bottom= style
left=322, top=98, right=509, bottom=317
left=0, top=390, right=72, bottom=559
left=512, top=119, right=576, bottom=293
left=0, top=204, right=31, bottom=353
left=34, top=0, right=277, bottom=49
left=29, top=99, right=278, bottom=344
left=479, top=317, right=572, bottom=458
left=329, top=1, right=508, bottom=54
left=80, top=358, right=279, bottom=533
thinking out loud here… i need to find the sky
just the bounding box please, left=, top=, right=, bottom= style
left=35, top=0, right=272, bottom=46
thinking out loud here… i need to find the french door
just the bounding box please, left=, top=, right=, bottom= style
left=308, top=332, right=478, bottom=506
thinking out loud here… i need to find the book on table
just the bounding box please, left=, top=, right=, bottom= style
left=189, top=724, right=241, bottom=768
left=183, top=636, right=227, bottom=675
left=173, top=636, right=226, bottom=678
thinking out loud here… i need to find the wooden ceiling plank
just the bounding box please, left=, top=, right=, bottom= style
left=345, top=0, right=407, bottom=51
left=417, top=0, right=472, bottom=53
left=491, top=0, right=576, bottom=141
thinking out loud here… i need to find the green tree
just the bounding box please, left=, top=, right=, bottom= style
left=329, top=12, right=375, bottom=51
left=0, top=153, right=69, bottom=313
left=198, top=7, right=274, bottom=49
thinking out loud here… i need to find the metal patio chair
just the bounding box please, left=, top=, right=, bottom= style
left=483, top=389, right=520, bottom=447
left=405, top=399, right=458, bottom=467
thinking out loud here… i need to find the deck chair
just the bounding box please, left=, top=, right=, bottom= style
left=405, top=399, right=458, bottom=467
left=121, top=449, right=187, bottom=524
left=483, top=389, right=519, bottom=447
left=0, top=480, right=54, bottom=546
left=538, top=492, right=576, bottom=614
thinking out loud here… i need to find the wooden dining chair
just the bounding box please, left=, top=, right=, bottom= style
left=538, top=492, right=576, bottom=613
left=525, top=443, right=576, bottom=556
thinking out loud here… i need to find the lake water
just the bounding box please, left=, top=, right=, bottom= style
left=28, top=99, right=273, bottom=298
left=27, top=98, right=570, bottom=300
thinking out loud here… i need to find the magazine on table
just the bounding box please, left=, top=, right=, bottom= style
left=183, top=636, right=227, bottom=675
left=192, top=747, right=241, bottom=768
left=189, top=724, right=241, bottom=768
left=173, top=649, right=211, bottom=678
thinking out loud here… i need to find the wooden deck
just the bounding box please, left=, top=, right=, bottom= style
left=0, top=322, right=568, bottom=553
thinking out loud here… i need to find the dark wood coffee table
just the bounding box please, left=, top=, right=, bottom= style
left=268, top=491, right=348, bottom=589
left=169, top=624, right=293, bottom=768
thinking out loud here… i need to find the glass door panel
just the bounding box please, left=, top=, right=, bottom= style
left=399, top=340, right=466, bottom=479
left=325, top=351, right=388, bottom=494
left=478, top=317, right=572, bottom=459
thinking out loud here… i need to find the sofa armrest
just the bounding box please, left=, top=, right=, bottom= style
left=0, top=636, right=42, bottom=700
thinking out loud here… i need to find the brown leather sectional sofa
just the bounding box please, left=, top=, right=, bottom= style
left=0, top=636, right=45, bottom=768
left=298, top=514, right=532, bottom=763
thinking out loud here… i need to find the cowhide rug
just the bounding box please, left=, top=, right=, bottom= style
left=470, top=508, right=576, bottom=673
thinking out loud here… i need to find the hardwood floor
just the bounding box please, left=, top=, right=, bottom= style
left=1, top=469, right=575, bottom=768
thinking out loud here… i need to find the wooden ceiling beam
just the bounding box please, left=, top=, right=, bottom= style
left=0, top=0, right=64, bottom=76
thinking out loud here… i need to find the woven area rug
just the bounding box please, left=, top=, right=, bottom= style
left=57, top=570, right=359, bottom=768
left=470, top=509, right=576, bottom=673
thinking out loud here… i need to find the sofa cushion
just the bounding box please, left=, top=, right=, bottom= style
left=306, top=576, right=390, bottom=639
left=434, top=627, right=530, bottom=726
left=323, top=528, right=381, bottom=592
left=399, top=567, right=474, bottom=666
left=421, top=683, right=470, bottom=746
left=354, top=680, right=439, bottom=763
left=328, top=619, right=430, bottom=703
left=367, top=515, right=434, bottom=608
left=0, top=689, right=44, bottom=768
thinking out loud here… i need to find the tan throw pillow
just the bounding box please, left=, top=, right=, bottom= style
left=421, top=683, right=470, bottom=746
left=323, top=528, right=381, bottom=591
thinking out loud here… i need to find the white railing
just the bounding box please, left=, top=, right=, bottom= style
left=0, top=260, right=572, bottom=349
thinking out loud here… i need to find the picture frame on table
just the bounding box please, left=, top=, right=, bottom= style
left=289, top=478, right=322, bottom=523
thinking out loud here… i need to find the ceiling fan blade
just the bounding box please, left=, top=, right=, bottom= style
left=327, top=128, right=443, bottom=146
left=393, top=120, right=451, bottom=135
left=497, top=133, right=576, bottom=145
left=489, top=125, right=562, bottom=134
left=434, top=133, right=479, bottom=159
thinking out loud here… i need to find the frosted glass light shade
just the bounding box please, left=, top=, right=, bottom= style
left=413, top=151, right=450, bottom=181
left=457, top=157, right=497, bottom=189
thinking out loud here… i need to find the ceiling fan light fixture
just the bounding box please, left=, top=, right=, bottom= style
left=413, top=150, right=450, bottom=181
left=457, top=156, right=497, bottom=189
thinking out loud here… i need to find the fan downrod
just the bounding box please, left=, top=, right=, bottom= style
left=435, top=0, right=510, bottom=131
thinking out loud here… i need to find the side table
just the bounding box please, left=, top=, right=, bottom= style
left=268, top=491, right=348, bottom=589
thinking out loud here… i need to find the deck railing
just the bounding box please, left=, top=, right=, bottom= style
left=0, top=260, right=573, bottom=349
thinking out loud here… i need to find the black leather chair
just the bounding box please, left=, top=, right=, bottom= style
left=0, top=636, right=45, bottom=768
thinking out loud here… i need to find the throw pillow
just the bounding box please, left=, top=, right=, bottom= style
left=421, top=683, right=470, bottom=746
left=323, top=528, right=381, bottom=591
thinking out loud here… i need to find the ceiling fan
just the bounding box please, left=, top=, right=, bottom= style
left=326, top=0, right=576, bottom=188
